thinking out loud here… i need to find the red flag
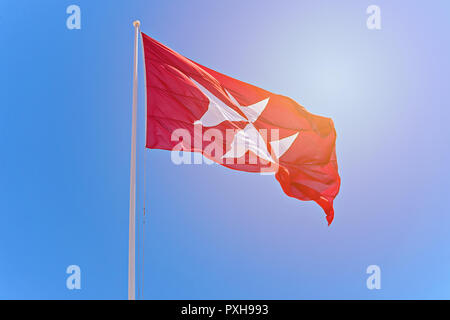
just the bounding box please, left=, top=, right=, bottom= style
left=142, top=33, right=340, bottom=224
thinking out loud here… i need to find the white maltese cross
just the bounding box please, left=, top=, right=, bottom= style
left=191, top=78, right=299, bottom=163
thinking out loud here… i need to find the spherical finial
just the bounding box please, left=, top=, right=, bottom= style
left=133, top=20, right=141, bottom=28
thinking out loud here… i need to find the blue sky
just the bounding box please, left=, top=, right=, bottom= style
left=1, top=0, right=450, bottom=299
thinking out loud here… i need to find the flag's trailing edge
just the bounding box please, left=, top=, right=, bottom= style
left=141, top=32, right=341, bottom=225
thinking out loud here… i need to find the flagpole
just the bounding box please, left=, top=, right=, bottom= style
left=128, top=19, right=140, bottom=301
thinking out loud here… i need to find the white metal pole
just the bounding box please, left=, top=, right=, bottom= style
left=128, top=20, right=140, bottom=301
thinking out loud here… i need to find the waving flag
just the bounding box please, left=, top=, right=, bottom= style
left=142, top=33, right=340, bottom=224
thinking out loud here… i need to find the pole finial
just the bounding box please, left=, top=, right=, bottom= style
left=133, top=20, right=141, bottom=28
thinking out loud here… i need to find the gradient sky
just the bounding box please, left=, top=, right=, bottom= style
left=1, top=0, right=450, bottom=299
